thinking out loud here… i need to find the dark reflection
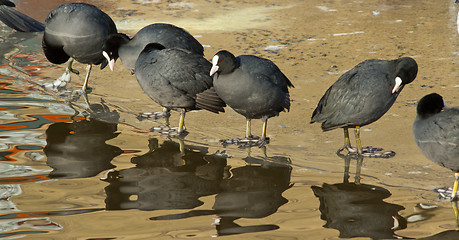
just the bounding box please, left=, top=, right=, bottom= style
left=148, top=146, right=293, bottom=236
left=103, top=137, right=228, bottom=211
left=44, top=103, right=124, bottom=179
left=311, top=153, right=408, bottom=240
left=213, top=147, right=293, bottom=236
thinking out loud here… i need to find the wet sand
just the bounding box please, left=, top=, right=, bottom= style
left=1, top=0, right=459, bottom=239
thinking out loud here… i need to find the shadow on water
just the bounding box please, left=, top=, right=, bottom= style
left=312, top=153, right=459, bottom=239
left=311, top=153, right=409, bottom=240
left=212, top=148, right=293, bottom=236
left=103, top=138, right=292, bottom=236
left=103, top=137, right=228, bottom=211
left=43, top=101, right=130, bottom=179
left=0, top=81, right=112, bottom=237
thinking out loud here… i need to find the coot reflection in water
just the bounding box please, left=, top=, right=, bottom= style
left=311, top=154, right=407, bottom=240
left=44, top=103, right=124, bottom=179
left=149, top=146, right=293, bottom=236
left=213, top=151, right=293, bottom=236
left=103, top=138, right=229, bottom=211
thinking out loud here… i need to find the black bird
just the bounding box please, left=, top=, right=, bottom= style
left=209, top=50, right=294, bottom=145
left=0, top=0, right=44, bottom=32
left=0, top=2, right=116, bottom=91
left=135, top=43, right=225, bottom=135
left=102, top=23, right=204, bottom=73
left=42, top=3, right=117, bottom=92
left=310, top=57, right=418, bottom=156
left=413, top=93, right=459, bottom=200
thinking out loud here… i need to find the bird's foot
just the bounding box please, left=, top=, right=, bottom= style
left=70, top=87, right=92, bottom=102
left=220, top=136, right=270, bottom=148
left=337, top=145, right=359, bottom=155
left=150, top=125, right=188, bottom=137
left=361, top=146, right=396, bottom=158
left=43, top=71, right=72, bottom=91
left=137, top=111, right=171, bottom=121
left=337, top=146, right=395, bottom=158
left=434, top=187, right=459, bottom=201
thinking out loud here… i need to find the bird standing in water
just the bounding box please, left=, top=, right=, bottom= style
left=310, top=57, right=418, bottom=157
left=209, top=50, right=293, bottom=147
left=135, top=43, right=225, bottom=136
left=42, top=3, right=117, bottom=92
left=413, top=93, right=459, bottom=201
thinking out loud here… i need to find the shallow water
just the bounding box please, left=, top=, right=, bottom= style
left=0, top=0, right=458, bottom=239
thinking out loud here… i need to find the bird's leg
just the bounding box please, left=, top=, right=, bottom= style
left=355, top=126, right=363, bottom=154
left=338, top=128, right=358, bottom=154
left=81, top=64, right=92, bottom=93
left=452, top=172, right=459, bottom=201
left=45, top=58, right=76, bottom=91
left=66, top=58, right=79, bottom=75
left=178, top=108, right=186, bottom=134
left=246, top=118, right=252, bottom=138
left=259, top=118, right=270, bottom=147
left=261, top=118, right=267, bottom=140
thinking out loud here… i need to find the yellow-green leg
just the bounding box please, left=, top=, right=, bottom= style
left=246, top=119, right=252, bottom=138
left=178, top=108, right=186, bottom=134
left=81, top=64, right=92, bottom=92
left=65, top=58, right=75, bottom=75
left=344, top=128, right=351, bottom=148
left=452, top=172, right=459, bottom=201
left=354, top=126, right=363, bottom=154
left=261, top=118, right=268, bottom=140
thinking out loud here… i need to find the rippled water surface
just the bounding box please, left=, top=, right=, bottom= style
left=0, top=0, right=457, bottom=239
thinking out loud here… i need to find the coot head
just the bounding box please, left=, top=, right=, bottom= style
left=102, top=33, right=131, bottom=71
left=392, top=57, right=418, bottom=93
left=210, top=50, right=239, bottom=76
left=416, top=93, right=446, bottom=119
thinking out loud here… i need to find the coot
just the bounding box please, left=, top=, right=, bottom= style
left=413, top=93, right=459, bottom=200
left=209, top=50, right=294, bottom=146
left=42, top=3, right=117, bottom=91
left=310, top=57, right=418, bottom=156
left=102, top=23, right=203, bottom=73
left=135, top=43, right=225, bottom=135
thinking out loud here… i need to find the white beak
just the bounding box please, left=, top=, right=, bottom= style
left=391, top=77, right=402, bottom=94
left=210, top=65, right=219, bottom=76
left=102, top=51, right=115, bottom=71
left=210, top=55, right=219, bottom=76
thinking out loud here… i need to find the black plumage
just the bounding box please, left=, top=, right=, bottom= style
left=209, top=50, right=293, bottom=142
left=102, top=23, right=203, bottom=73
left=42, top=3, right=117, bottom=91
left=413, top=93, right=459, bottom=200
left=310, top=57, right=418, bottom=154
left=135, top=43, right=225, bottom=134
left=0, top=0, right=44, bottom=32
